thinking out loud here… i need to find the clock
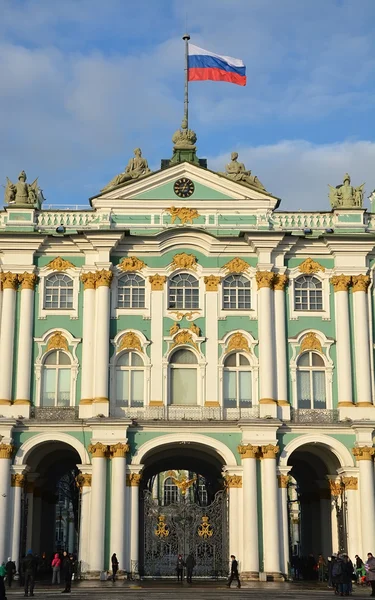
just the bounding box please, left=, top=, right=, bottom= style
left=173, top=178, right=195, bottom=198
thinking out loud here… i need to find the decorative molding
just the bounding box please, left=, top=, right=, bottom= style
left=118, top=257, right=146, bottom=272
left=204, top=275, right=221, bottom=291
left=352, top=274, right=371, bottom=293
left=0, top=272, right=19, bottom=290
left=328, top=479, right=342, bottom=497
left=261, top=444, right=279, bottom=459
left=189, top=322, right=200, bottom=336
left=352, top=446, right=375, bottom=461
left=155, top=515, right=169, bottom=538
left=88, top=442, right=109, bottom=458
left=298, top=258, right=325, bottom=275
left=274, top=274, right=289, bottom=291
left=126, top=473, right=142, bottom=486
left=109, top=443, right=130, bottom=458
left=300, top=331, right=322, bottom=354
left=76, top=473, right=92, bottom=488
left=11, top=474, right=25, bottom=487
left=149, top=274, right=166, bottom=291
left=226, top=332, right=250, bottom=354
left=169, top=323, right=180, bottom=336
left=0, top=444, right=14, bottom=459
left=342, top=476, right=358, bottom=490
left=80, top=272, right=98, bottom=290
left=18, top=272, right=38, bottom=290
left=168, top=206, right=200, bottom=225
left=224, top=474, right=242, bottom=488
left=169, top=310, right=200, bottom=321
left=278, top=475, right=290, bottom=488
left=170, top=253, right=198, bottom=271
left=118, top=331, right=143, bottom=353
left=46, top=331, right=69, bottom=352
left=237, top=444, right=259, bottom=459
left=46, top=257, right=75, bottom=272
left=95, top=269, right=113, bottom=288
left=171, top=330, right=199, bottom=351
left=330, top=274, right=352, bottom=292
left=198, top=516, right=213, bottom=539
left=222, top=257, right=249, bottom=274
left=255, top=271, right=276, bottom=290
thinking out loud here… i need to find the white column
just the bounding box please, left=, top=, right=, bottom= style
left=261, top=445, right=281, bottom=575
left=76, top=469, right=92, bottom=573
left=256, top=273, right=276, bottom=404
left=0, top=273, right=18, bottom=404
left=274, top=276, right=288, bottom=404
left=239, top=446, right=259, bottom=574
left=15, top=274, right=37, bottom=404
left=352, top=276, right=372, bottom=405
left=110, top=444, right=128, bottom=572
left=341, top=476, right=361, bottom=560
left=88, top=444, right=108, bottom=572
left=0, top=447, right=12, bottom=562
left=149, top=275, right=165, bottom=404
left=93, top=271, right=112, bottom=405
left=80, top=273, right=97, bottom=403
left=353, top=447, right=375, bottom=556
left=204, top=277, right=220, bottom=404
left=277, top=468, right=291, bottom=575
left=331, top=277, right=353, bottom=405
left=128, top=468, right=142, bottom=575
left=224, top=470, right=242, bottom=564
left=10, top=472, right=26, bottom=567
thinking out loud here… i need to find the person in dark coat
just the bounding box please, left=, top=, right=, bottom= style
left=111, top=554, right=119, bottom=582
left=185, top=554, right=196, bottom=584
left=176, top=555, right=184, bottom=583
left=339, top=555, right=353, bottom=596
left=5, top=558, right=16, bottom=588
left=226, top=555, right=241, bottom=588
left=21, top=550, right=37, bottom=597
left=61, top=551, right=73, bottom=593
left=366, top=552, right=375, bottom=597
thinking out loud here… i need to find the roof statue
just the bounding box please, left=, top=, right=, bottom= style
left=101, top=148, right=151, bottom=192
left=4, top=171, right=44, bottom=208
left=172, top=118, right=197, bottom=150
left=219, top=152, right=265, bottom=190
left=328, top=173, right=365, bottom=210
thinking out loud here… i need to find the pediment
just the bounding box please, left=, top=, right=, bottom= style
left=91, top=162, right=280, bottom=210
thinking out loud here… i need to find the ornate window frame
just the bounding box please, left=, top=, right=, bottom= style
left=34, top=329, right=80, bottom=407
left=165, top=270, right=205, bottom=320
left=38, top=266, right=79, bottom=319
left=218, top=268, right=257, bottom=319
left=289, top=329, right=334, bottom=409
left=218, top=330, right=259, bottom=406
left=288, top=265, right=331, bottom=320
left=111, top=269, right=151, bottom=318
left=162, top=334, right=206, bottom=407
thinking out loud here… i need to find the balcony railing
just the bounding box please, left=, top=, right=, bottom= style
left=290, top=408, right=340, bottom=424
left=29, top=407, right=79, bottom=421
left=119, top=405, right=260, bottom=421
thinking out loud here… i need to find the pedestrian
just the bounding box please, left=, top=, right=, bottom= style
left=51, top=553, right=61, bottom=585
left=339, top=554, right=353, bottom=596
left=111, top=554, right=119, bottom=582
left=176, top=554, right=184, bottom=583
left=61, top=551, right=73, bottom=594
left=366, top=552, right=375, bottom=597
left=5, top=558, right=15, bottom=588
left=21, top=549, right=37, bottom=597
left=318, top=554, right=326, bottom=582
left=185, top=553, right=196, bottom=584
left=226, top=555, right=241, bottom=588
left=0, top=563, right=6, bottom=600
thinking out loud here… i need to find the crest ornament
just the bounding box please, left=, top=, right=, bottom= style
left=168, top=206, right=200, bottom=225
left=222, top=258, right=249, bottom=274
left=118, top=332, right=142, bottom=353
left=170, top=253, right=198, bottom=271
left=46, top=257, right=75, bottom=272
left=119, top=257, right=146, bottom=272
left=46, top=332, right=69, bottom=352
left=198, top=516, right=213, bottom=539
left=226, top=332, right=250, bottom=354
left=300, top=332, right=322, bottom=354
left=155, top=515, right=169, bottom=538
left=171, top=330, right=199, bottom=351
left=298, top=258, right=325, bottom=275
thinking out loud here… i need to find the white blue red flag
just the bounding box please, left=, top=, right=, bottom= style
left=188, top=44, right=246, bottom=86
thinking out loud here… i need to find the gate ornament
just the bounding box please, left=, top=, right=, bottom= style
left=155, top=515, right=169, bottom=538
left=198, top=516, right=213, bottom=539
left=171, top=474, right=197, bottom=496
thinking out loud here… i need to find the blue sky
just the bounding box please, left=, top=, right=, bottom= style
left=1, top=0, right=375, bottom=210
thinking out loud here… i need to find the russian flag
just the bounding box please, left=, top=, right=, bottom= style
left=188, top=44, right=246, bottom=86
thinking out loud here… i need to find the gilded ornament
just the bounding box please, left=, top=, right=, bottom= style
left=226, top=332, right=250, bottom=354
left=169, top=310, right=200, bottom=320
left=342, top=476, right=358, bottom=490
left=352, top=446, right=375, bottom=461
left=298, top=258, right=325, bottom=275
left=168, top=206, right=200, bottom=225
left=127, top=473, right=142, bottom=486
left=95, top=269, right=113, bottom=288
left=0, top=444, right=14, bottom=459
left=204, top=275, right=221, bottom=291
left=11, top=474, right=25, bottom=487
left=330, top=275, right=352, bottom=293
left=255, top=271, right=276, bottom=290
left=118, top=332, right=142, bottom=353
left=88, top=442, right=109, bottom=458
left=274, top=274, right=289, bottom=291
left=18, top=272, right=38, bottom=290
left=155, top=515, right=169, bottom=538
left=300, top=332, right=322, bottom=354
left=224, top=474, right=242, bottom=488
left=237, top=444, right=259, bottom=459
left=46, top=257, right=75, bottom=272
left=169, top=474, right=196, bottom=496
left=149, top=274, right=166, bottom=291
left=0, top=272, right=19, bottom=290
left=352, top=274, right=371, bottom=293
left=171, top=330, right=198, bottom=351
left=119, top=257, right=146, bottom=272
left=80, top=272, right=98, bottom=290
left=189, top=322, right=200, bottom=336
left=76, top=473, right=92, bottom=489
left=46, top=331, right=69, bottom=352
left=109, top=443, right=130, bottom=458
left=278, top=475, right=290, bottom=488
left=170, top=253, right=198, bottom=271
left=222, top=258, right=249, bottom=274
left=261, top=444, right=279, bottom=459
left=328, top=480, right=342, bottom=497
left=198, top=516, right=213, bottom=539
left=169, top=323, right=180, bottom=336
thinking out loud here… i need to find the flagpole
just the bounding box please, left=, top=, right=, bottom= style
left=182, top=33, right=190, bottom=128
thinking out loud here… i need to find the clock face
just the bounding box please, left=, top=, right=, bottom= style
left=173, top=178, right=195, bottom=198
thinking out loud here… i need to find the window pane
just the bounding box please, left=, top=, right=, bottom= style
left=223, top=370, right=236, bottom=408
left=297, top=371, right=311, bottom=408
left=58, top=351, right=71, bottom=365
left=312, top=353, right=324, bottom=366
left=224, top=354, right=236, bottom=367
left=117, top=353, right=130, bottom=366
left=239, top=354, right=250, bottom=366
left=239, top=371, right=252, bottom=406
left=312, top=371, right=326, bottom=408
left=170, top=349, right=198, bottom=364
left=131, top=353, right=143, bottom=366
left=42, top=369, right=56, bottom=406
left=298, top=353, right=309, bottom=367
left=131, top=370, right=144, bottom=407
left=170, top=368, right=197, bottom=405
left=44, top=351, right=58, bottom=365
left=57, top=369, right=70, bottom=406
left=116, top=370, right=129, bottom=406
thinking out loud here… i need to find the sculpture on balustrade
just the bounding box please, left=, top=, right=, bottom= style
left=4, top=171, right=44, bottom=208
left=101, top=148, right=151, bottom=192
left=219, top=152, right=265, bottom=190
left=328, top=173, right=365, bottom=209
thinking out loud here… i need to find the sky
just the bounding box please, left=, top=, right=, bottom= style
left=1, top=0, right=375, bottom=211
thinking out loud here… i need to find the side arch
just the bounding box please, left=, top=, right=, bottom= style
left=14, top=431, right=90, bottom=466
left=279, top=433, right=354, bottom=468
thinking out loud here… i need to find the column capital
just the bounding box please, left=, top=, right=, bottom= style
left=237, top=444, right=259, bottom=459
left=255, top=271, right=276, bottom=290
left=109, top=443, right=129, bottom=458
left=88, top=442, right=109, bottom=458
left=149, top=274, right=166, bottom=291
left=352, top=446, right=375, bottom=461
left=204, top=275, right=221, bottom=291
left=352, top=274, right=371, bottom=293
left=342, top=476, right=358, bottom=490
left=0, top=272, right=19, bottom=290
left=126, top=473, right=142, bottom=486
left=18, top=272, right=38, bottom=290
left=274, top=274, right=289, bottom=291
left=261, top=444, right=279, bottom=459
left=0, top=443, right=14, bottom=459
left=277, top=474, right=290, bottom=488
left=11, top=474, right=26, bottom=487
left=80, top=271, right=98, bottom=290
left=328, top=478, right=342, bottom=496
left=95, top=269, right=113, bottom=288
left=224, top=474, right=242, bottom=488
left=76, top=473, right=92, bottom=489
left=330, top=274, right=352, bottom=292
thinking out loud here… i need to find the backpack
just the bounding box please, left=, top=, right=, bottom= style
left=332, top=560, right=343, bottom=577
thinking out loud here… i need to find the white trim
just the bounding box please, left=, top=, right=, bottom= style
left=38, top=268, right=80, bottom=319
left=14, top=431, right=90, bottom=466
left=288, top=268, right=332, bottom=320
left=279, top=433, right=354, bottom=468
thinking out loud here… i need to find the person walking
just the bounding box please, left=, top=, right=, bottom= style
left=21, top=550, right=37, bottom=597
left=176, top=554, right=184, bottom=583
left=226, top=555, right=241, bottom=588
left=5, top=558, right=16, bottom=588
left=185, top=553, right=196, bottom=584
left=111, top=554, right=119, bottom=582
left=51, top=554, right=61, bottom=585
left=366, top=553, right=375, bottom=597
left=61, top=551, right=72, bottom=594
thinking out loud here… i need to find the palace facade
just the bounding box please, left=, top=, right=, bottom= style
left=0, top=127, right=375, bottom=579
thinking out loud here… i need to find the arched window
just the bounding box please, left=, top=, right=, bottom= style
left=41, top=350, right=71, bottom=407
left=163, top=477, right=179, bottom=505
left=297, top=351, right=326, bottom=409
left=116, top=351, right=144, bottom=407
left=117, top=274, right=145, bottom=308
left=169, top=348, right=198, bottom=405
left=44, top=274, right=74, bottom=309
left=294, top=276, right=323, bottom=311
left=223, top=275, right=251, bottom=310
left=168, top=274, right=199, bottom=310
left=223, top=352, right=252, bottom=408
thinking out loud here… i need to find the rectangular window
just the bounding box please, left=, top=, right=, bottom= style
left=57, top=368, right=70, bottom=406
left=42, top=369, right=56, bottom=406
left=131, top=370, right=144, bottom=407
left=312, top=371, right=326, bottom=408
left=239, top=371, right=252, bottom=406
left=170, top=368, right=197, bottom=405
left=116, top=370, right=129, bottom=406
left=223, top=371, right=236, bottom=408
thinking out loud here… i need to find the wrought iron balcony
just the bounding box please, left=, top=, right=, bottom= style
left=29, top=407, right=79, bottom=421
left=118, top=405, right=260, bottom=421
left=290, top=408, right=339, bottom=424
